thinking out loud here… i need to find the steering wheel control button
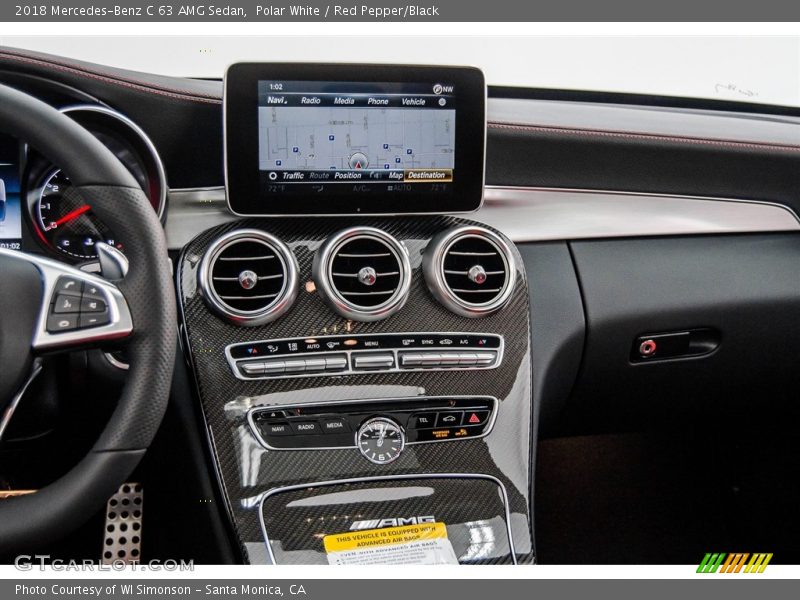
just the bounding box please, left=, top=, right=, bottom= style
left=436, top=411, right=463, bottom=427
left=47, top=313, right=78, bottom=332
left=79, top=313, right=111, bottom=329
left=410, top=413, right=437, bottom=429
left=352, top=352, right=395, bottom=370
left=54, top=276, right=84, bottom=294
left=53, top=293, right=80, bottom=313
left=291, top=421, right=322, bottom=435
left=321, top=418, right=350, bottom=434
left=81, top=295, right=108, bottom=313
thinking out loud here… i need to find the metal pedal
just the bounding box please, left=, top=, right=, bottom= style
left=101, top=483, right=143, bottom=564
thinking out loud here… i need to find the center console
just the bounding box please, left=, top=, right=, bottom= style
left=177, top=63, right=534, bottom=565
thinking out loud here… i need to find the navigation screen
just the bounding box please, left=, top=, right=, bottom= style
left=0, top=135, right=22, bottom=250
left=257, top=80, right=456, bottom=196
left=225, top=64, right=485, bottom=215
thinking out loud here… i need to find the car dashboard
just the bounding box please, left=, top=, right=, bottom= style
left=2, top=45, right=800, bottom=565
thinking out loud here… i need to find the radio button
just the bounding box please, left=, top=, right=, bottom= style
left=291, top=421, right=322, bottom=435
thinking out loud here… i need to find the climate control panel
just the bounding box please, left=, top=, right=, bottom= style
left=247, top=396, right=497, bottom=458
left=227, top=333, right=503, bottom=380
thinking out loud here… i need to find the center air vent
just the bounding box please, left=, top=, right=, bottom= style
left=423, top=226, right=516, bottom=317
left=313, top=227, right=411, bottom=321
left=199, top=229, right=298, bottom=326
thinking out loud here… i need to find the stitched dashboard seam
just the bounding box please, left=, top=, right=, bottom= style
left=488, top=121, right=800, bottom=154
left=2, top=47, right=797, bottom=153
left=0, top=49, right=222, bottom=104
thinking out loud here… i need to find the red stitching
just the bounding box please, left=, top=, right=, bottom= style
left=488, top=122, right=800, bottom=154
left=0, top=50, right=222, bottom=105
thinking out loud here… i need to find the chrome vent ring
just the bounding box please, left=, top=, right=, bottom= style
left=423, top=225, right=516, bottom=318
left=198, top=229, right=299, bottom=326
left=313, top=227, right=411, bottom=322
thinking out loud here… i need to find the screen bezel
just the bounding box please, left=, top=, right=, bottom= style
left=224, top=63, right=486, bottom=216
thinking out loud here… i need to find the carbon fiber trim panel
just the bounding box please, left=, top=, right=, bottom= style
left=177, top=216, right=532, bottom=565
left=260, top=475, right=514, bottom=565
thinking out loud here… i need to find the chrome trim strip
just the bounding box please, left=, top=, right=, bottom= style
left=246, top=395, right=499, bottom=452
left=61, top=104, right=168, bottom=220
left=165, top=185, right=800, bottom=249
left=225, top=332, right=504, bottom=382
left=479, top=186, right=800, bottom=243
left=257, top=472, right=518, bottom=566
left=0, top=247, right=133, bottom=350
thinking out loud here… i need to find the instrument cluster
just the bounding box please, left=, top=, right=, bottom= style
left=24, top=105, right=166, bottom=264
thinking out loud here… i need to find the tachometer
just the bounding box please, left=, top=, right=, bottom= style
left=35, top=169, right=120, bottom=260
left=26, top=104, right=166, bottom=263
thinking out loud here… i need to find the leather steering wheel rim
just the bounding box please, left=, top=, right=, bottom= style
left=0, top=83, right=176, bottom=554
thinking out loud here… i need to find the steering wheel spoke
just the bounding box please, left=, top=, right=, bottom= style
left=0, top=248, right=133, bottom=352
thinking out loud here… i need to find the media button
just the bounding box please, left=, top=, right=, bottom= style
left=321, top=418, right=351, bottom=434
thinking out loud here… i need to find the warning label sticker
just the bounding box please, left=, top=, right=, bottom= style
left=323, top=522, right=459, bottom=565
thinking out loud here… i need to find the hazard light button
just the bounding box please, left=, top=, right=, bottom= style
left=464, top=410, right=490, bottom=426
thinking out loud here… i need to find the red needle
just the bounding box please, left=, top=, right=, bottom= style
left=52, top=204, right=91, bottom=228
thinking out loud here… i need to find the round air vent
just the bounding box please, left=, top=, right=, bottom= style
left=198, top=229, right=298, bottom=326
left=312, top=227, right=411, bottom=321
left=423, top=225, right=516, bottom=317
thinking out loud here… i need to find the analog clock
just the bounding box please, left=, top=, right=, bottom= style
left=356, top=417, right=405, bottom=465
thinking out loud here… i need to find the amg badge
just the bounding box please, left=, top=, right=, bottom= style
left=349, top=515, right=436, bottom=531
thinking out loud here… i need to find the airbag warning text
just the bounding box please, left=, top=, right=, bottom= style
left=324, top=522, right=458, bottom=565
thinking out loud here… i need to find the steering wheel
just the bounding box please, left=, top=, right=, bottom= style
left=0, top=84, right=176, bottom=554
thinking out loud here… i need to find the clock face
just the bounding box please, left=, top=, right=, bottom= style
left=356, top=417, right=405, bottom=465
